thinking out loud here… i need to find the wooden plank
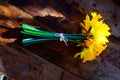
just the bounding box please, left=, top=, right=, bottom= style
left=0, top=44, right=82, bottom=80
left=9, top=0, right=84, bottom=33
left=0, top=3, right=33, bottom=29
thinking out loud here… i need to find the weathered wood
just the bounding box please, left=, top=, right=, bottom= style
left=0, top=44, right=82, bottom=80
left=0, top=0, right=120, bottom=80
left=0, top=3, right=33, bottom=29
left=7, top=0, right=120, bottom=80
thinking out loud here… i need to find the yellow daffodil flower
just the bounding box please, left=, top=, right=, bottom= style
left=74, top=12, right=111, bottom=62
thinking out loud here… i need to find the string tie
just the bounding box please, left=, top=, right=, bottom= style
left=55, top=33, right=68, bottom=46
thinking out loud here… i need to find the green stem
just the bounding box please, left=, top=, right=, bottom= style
left=21, top=24, right=88, bottom=46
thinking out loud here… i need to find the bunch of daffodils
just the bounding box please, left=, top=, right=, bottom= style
left=21, top=12, right=111, bottom=62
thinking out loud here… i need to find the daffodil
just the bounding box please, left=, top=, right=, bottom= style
left=74, top=12, right=111, bottom=62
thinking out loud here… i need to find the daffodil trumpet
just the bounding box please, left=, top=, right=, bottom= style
left=21, top=12, right=111, bottom=62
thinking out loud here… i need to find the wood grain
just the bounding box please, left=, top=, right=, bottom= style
left=0, top=0, right=120, bottom=80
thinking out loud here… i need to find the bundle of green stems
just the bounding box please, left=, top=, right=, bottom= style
left=21, top=24, right=87, bottom=46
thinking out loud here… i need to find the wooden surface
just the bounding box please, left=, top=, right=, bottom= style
left=0, top=0, right=120, bottom=80
left=0, top=44, right=83, bottom=80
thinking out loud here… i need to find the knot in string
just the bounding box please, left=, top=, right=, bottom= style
left=55, top=33, right=68, bottom=46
